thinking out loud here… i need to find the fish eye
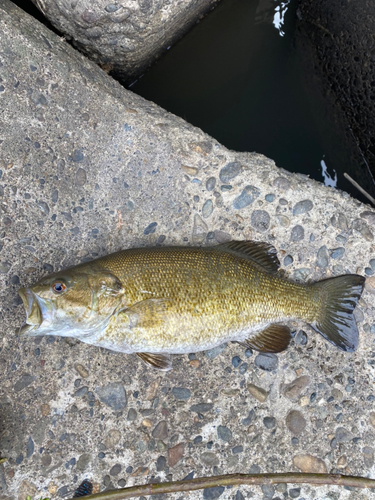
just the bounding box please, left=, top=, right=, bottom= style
left=52, top=280, right=67, bottom=294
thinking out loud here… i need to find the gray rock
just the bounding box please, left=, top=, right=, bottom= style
left=219, top=162, right=242, bottom=183
left=72, top=150, right=84, bottom=163
left=26, top=437, right=34, bottom=458
left=144, top=222, right=158, bottom=235
left=190, top=403, right=214, bottom=413
left=283, top=255, right=293, bottom=266
left=290, top=225, right=305, bottom=241
left=363, top=446, right=374, bottom=468
left=233, top=185, right=260, bottom=210
left=172, top=387, right=191, bottom=400
left=352, top=219, right=373, bottom=241
left=294, top=268, right=311, bottom=281
left=96, top=383, right=127, bottom=411
left=205, top=343, right=227, bottom=359
left=127, top=408, right=137, bottom=421
left=234, top=490, right=244, bottom=500
left=263, top=417, right=276, bottom=429
left=330, top=247, right=345, bottom=259
left=265, top=194, right=275, bottom=202
left=361, top=211, right=375, bottom=226
left=202, top=199, right=214, bottom=218
left=110, top=463, right=122, bottom=476
left=295, top=330, right=308, bottom=345
left=152, top=421, right=168, bottom=439
left=261, top=484, right=275, bottom=499
left=14, top=374, right=36, bottom=392
left=76, top=453, right=91, bottom=471
left=285, top=410, right=306, bottom=435
left=156, top=455, right=167, bottom=471
left=192, top=214, right=208, bottom=244
left=293, top=199, right=313, bottom=215
left=232, top=445, right=243, bottom=454
left=335, top=427, right=352, bottom=443
left=254, top=353, right=278, bottom=371
left=201, top=452, right=219, bottom=466
left=203, top=487, right=225, bottom=500
left=214, top=230, right=231, bottom=243
left=282, top=376, right=310, bottom=400
left=0, top=261, right=11, bottom=273
left=37, top=200, right=49, bottom=215
left=206, top=177, right=216, bottom=191
left=316, top=245, right=329, bottom=268
left=217, top=425, right=232, bottom=442
left=75, top=167, right=87, bottom=187
left=273, top=177, right=291, bottom=191
left=74, top=386, right=88, bottom=397
left=250, top=210, right=270, bottom=232
left=289, top=488, right=301, bottom=499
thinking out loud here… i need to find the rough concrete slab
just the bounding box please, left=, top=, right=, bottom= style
left=0, top=1, right=375, bottom=499
left=30, top=0, right=220, bottom=83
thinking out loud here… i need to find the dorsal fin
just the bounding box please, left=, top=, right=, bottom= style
left=216, top=241, right=280, bottom=274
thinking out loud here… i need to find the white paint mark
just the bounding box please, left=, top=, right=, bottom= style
left=321, top=157, right=337, bottom=188
left=272, top=0, right=290, bottom=37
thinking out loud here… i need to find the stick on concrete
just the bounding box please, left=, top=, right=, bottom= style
left=65, top=472, right=375, bottom=500
left=344, top=172, right=375, bottom=206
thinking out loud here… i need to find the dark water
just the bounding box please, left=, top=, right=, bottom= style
left=130, top=0, right=375, bottom=204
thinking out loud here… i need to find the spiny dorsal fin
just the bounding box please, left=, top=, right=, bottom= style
left=243, top=324, right=291, bottom=353
left=216, top=241, right=280, bottom=274
left=137, top=352, right=172, bottom=371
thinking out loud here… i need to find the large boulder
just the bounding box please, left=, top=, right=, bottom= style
left=1, top=1, right=375, bottom=499
left=30, top=0, right=219, bottom=83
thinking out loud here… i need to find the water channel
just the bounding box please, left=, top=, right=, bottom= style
left=130, top=0, right=375, bottom=205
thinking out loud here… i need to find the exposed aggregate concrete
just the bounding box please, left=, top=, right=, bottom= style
left=1, top=1, right=375, bottom=499
left=30, top=0, right=220, bottom=83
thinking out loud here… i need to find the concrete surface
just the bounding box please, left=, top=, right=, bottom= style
left=30, top=0, right=220, bottom=83
left=1, top=1, right=375, bottom=499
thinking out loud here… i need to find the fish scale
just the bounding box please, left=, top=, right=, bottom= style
left=98, top=246, right=314, bottom=352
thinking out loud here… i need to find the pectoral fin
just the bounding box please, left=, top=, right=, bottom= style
left=243, top=325, right=292, bottom=353
left=137, top=352, right=172, bottom=371
left=119, top=298, right=171, bottom=329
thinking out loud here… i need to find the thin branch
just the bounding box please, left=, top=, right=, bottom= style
left=65, top=472, right=375, bottom=500
left=344, top=172, right=375, bottom=206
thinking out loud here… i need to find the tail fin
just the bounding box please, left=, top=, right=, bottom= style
left=311, top=274, right=365, bottom=352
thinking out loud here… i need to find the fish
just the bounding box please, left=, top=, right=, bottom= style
left=18, top=241, right=365, bottom=371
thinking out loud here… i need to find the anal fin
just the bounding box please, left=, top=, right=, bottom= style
left=137, top=352, right=172, bottom=371
left=243, top=325, right=291, bottom=353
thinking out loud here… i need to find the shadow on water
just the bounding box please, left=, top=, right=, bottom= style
left=130, top=0, right=375, bottom=205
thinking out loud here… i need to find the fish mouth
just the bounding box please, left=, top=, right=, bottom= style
left=18, top=288, right=43, bottom=336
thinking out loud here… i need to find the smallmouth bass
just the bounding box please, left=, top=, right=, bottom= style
left=18, top=241, right=365, bottom=370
